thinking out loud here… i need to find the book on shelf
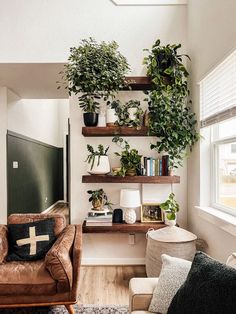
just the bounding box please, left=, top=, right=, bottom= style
left=141, top=155, right=169, bottom=176
left=85, top=212, right=113, bottom=226
left=86, top=222, right=112, bottom=226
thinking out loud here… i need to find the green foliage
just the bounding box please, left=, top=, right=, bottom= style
left=112, top=136, right=142, bottom=176
left=85, top=144, right=109, bottom=170
left=58, top=38, right=130, bottom=112
left=87, top=188, right=113, bottom=210
left=107, top=99, right=144, bottom=129
left=144, top=39, right=200, bottom=168
left=159, top=193, right=179, bottom=220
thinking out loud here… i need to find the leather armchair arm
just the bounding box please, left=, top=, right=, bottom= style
left=45, top=225, right=76, bottom=293
left=0, top=225, right=8, bottom=264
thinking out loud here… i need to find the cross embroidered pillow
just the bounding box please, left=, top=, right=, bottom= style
left=7, top=218, right=56, bottom=261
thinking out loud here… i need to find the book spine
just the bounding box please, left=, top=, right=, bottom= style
left=150, top=157, right=153, bottom=176
left=162, top=156, right=166, bottom=176
left=143, top=157, right=147, bottom=176
left=146, top=158, right=150, bottom=176
left=159, top=159, right=162, bottom=176
left=152, top=158, right=156, bottom=176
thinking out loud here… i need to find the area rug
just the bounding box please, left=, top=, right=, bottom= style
left=0, top=304, right=128, bottom=314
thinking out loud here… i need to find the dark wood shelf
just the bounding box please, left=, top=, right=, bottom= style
left=82, top=220, right=166, bottom=233
left=123, top=76, right=152, bottom=90
left=82, top=126, right=149, bottom=137
left=82, top=175, right=180, bottom=184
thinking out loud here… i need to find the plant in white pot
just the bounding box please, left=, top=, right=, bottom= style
left=126, top=100, right=144, bottom=128
left=85, top=144, right=110, bottom=175
left=106, top=100, right=121, bottom=126
left=159, top=193, right=179, bottom=226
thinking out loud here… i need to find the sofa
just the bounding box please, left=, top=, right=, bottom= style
left=129, top=253, right=236, bottom=314
left=0, top=213, right=82, bottom=314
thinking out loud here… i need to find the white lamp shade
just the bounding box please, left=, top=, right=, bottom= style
left=120, top=189, right=141, bottom=208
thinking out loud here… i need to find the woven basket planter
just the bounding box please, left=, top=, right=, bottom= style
left=146, top=226, right=197, bottom=277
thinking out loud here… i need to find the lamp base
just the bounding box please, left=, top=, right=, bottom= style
left=124, top=208, right=136, bottom=224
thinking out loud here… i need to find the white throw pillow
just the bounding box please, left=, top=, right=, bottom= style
left=148, top=254, right=192, bottom=314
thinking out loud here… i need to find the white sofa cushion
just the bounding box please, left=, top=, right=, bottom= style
left=148, top=254, right=191, bottom=314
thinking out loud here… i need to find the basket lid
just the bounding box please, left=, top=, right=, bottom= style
left=147, top=226, right=197, bottom=243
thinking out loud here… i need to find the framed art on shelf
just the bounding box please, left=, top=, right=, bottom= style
left=141, top=203, right=164, bottom=223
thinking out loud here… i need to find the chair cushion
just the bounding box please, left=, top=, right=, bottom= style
left=226, top=252, right=236, bottom=269
left=0, top=260, right=57, bottom=295
left=167, top=251, right=236, bottom=314
left=7, top=219, right=56, bottom=261
left=149, top=254, right=191, bottom=314
left=0, top=225, right=8, bottom=264
left=45, top=225, right=75, bottom=293
left=8, top=213, right=66, bottom=236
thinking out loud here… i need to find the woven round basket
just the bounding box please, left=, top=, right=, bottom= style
left=145, top=226, right=197, bottom=277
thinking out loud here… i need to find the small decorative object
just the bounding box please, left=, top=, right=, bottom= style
left=141, top=203, right=164, bottom=223
left=112, top=208, right=123, bottom=223
left=87, top=188, right=112, bottom=211
left=106, top=100, right=121, bottom=126
left=98, top=110, right=106, bottom=127
left=160, top=193, right=179, bottom=226
left=85, top=144, right=110, bottom=175
left=112, top=136, right=142, bottom=177
left=120, top=189, right=141, bottom=224
left=169, top=168, right=174, bottom=176
left=112, top=167, right=121, bottom=175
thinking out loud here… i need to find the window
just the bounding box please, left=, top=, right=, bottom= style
left=200, top=49, right=236, bottom=216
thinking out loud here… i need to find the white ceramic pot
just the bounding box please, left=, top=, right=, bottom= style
left=106, top=108, right=117, bottom=126
left=164, top=211, right=177, bottom=226
left=124, top=208, right=136, bottom=224
left=128, top=107, right=138, bottom=120
left=87, top=155, right=111, bottom=175
left=169, top=168, right=174, bottom=176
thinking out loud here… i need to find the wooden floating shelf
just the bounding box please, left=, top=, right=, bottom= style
left=123, top=76, right=152, bottom=90
left=82, top=220, right=166, bottom=234
left=82, top=175, right=180, bottom=184
left=82, top=126, right=149, bottom=137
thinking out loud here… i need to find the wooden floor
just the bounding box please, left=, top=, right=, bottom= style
left=78, top=266, right=146, bottom=305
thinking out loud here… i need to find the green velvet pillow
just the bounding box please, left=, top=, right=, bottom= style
left=167, top=251, right=236, bottom=314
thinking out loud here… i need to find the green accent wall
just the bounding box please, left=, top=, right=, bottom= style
left=7, top=131, right=63, bottom=215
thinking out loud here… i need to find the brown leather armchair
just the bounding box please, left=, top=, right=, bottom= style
left=0, top=213, right=82, bottom=314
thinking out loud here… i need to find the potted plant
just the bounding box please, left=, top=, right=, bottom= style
left=85, top=144, right=110, bottom=175
left=125, top=100, right=144, bottom=129
left=159, top=193, right=179, bottom=226
left=106, top=100, right=121, bottom=126
left=87, top=189, right=107, bottom=210
left=112, top=136, right=142, bottom=176
left=58, top=38, right=130, bottom=126
left=143, top=39, right=200, bottom=169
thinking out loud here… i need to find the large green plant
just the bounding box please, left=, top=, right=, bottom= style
left=144, top=39, right=199, bottom=168
left=58, top=38, right=130, bottom=112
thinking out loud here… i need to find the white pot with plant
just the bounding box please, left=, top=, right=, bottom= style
left=85, top=144, right=110, bottom=175
left=106, top=100, right=121, bottom=126
left=160, top=193, right=179, bottom=226
left=126, top=100, right=144, bottom=128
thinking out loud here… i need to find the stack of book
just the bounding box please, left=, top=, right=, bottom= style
left=142, top=155, right=169, bottom=176
left=85, top=212, right=113, bottom=226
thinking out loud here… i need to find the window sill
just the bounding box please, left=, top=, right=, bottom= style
left=195, top=206, right=236, bottom=237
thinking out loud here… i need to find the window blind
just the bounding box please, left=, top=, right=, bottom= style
left=200, top=50, right=236, bottom=128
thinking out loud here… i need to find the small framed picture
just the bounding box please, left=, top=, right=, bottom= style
left=141, top=203, right=164, bottom=223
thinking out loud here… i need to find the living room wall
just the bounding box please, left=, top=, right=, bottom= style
left=187, top=0, right=236, bottom=262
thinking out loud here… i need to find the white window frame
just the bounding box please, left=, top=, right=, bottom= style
left=211, top=128, right=236, bottom=217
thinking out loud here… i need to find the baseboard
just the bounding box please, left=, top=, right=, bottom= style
left=42, top=200, right=66, bottom=213
left=81, top=257, right=145, bottom=265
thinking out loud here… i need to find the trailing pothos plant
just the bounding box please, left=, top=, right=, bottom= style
left=85, top=144, right=109, bottom=170
left=57, top=38, right=130, bottom=112
left=112, top=136, right=142, bottom=176
left=143, top=39, right=200, bottom=168
left=159, top=193, right=179, bottom=221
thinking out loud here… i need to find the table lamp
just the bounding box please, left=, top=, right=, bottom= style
left=120, top=189, right=141, bottom=224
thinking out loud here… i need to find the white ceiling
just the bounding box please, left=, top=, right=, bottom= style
left=0, top=63, right=68, bottom=99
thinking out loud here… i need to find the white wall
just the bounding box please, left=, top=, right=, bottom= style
left=7, top=90, right=69, bottom=147
left=187, top=0, right=236, bottom=262
left=0, top=87, right=7, bottom=224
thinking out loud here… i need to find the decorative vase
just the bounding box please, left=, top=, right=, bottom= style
left=164, top=211, right=177, bottom=226
left=92, top=198, right=103, bottom=210
left=83, top=113, right=98, bottom=127
left=106, top=108, right=117, bottom=126
left=169, top=168, right=174, bottom=176
left=87, top=156, right=110, bottom=175
left=126, top=168, right=137, bottom=176
left=128, top=107, right=138, bottom=121
left=124, top=208, right=136, bottom=224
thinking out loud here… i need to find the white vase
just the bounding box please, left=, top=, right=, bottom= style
left=124, top=208, right=136, bottom=224
left=164, top=212, right=177, bottom=226
left=106, top=108, right=117, bottom=126
left=128, top=107, right=138, bottom=120
left=87, top=155, right=110, bottom=175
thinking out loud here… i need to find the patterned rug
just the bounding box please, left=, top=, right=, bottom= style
left=0, top=304, right=128, bottom=314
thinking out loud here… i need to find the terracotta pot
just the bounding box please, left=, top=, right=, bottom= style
left=92, top=198, right=103, bottom=210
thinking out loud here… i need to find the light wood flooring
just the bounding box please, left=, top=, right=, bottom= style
left=78, top=266, right=146, bottom=305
